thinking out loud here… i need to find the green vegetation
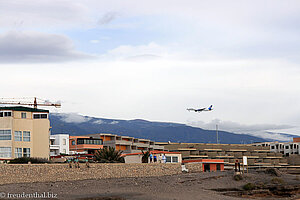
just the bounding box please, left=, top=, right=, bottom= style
left=95, top=147, right=125, bottom=163
left=233, top=174, right=243, bottom=181
left=141, top=150, right=150, bottom=163
left=9, top=157, right=49, bottom=164
left=243, top=183, right=256, bottom=191
left=271, top=177, right=284, bottom=184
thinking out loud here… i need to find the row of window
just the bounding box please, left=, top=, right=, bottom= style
left=0, top=130, right=30, bottom=141
left=166, top=156, right=178, bottom=163
left=271, top=144, right=299, bottom=150
left=0, top=111, right=48, bottom=119
left=76, top=139, right=103, bottom=145
left=0, top=111, right=12, bottom=117
left=0, top=147, right=30, bottom=158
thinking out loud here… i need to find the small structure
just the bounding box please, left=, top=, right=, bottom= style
left=50, top=134, right=69, bottom=156
left=122, top=150, right=182, bottom=163
left=182, top=159, right=224, bottom=172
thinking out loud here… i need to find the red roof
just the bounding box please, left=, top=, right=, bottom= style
left=122, top=150, right=181, bottom=156
left=182, top=159, right=224, bottom=163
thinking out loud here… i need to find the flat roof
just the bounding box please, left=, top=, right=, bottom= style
left=0, top=106, right=49, bottom=113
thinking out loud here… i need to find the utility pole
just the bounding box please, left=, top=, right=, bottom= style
left=216, top=124, right=219, bottom=144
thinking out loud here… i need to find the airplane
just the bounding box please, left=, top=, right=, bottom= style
left=187, top=105, right=213, bottom=112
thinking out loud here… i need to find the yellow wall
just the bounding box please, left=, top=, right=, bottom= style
left=0, top=110, right=50, bottom=159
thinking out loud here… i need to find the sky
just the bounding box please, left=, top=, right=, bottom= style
left=1, top=0, right=300, bottom=139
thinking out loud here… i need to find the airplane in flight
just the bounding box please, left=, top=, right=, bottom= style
left=187, top=105, right=213, bottom=112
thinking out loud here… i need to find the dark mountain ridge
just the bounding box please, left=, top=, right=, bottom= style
left=49, top=113, right=269, bottom=144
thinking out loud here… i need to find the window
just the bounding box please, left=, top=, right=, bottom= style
left=166, top=156, right=171, bottom=163
left=33, top=113, right=48, bottom=119
left=77, top=138, right=102, bottom=145
left=0, top=130, right=11, bottom=140
left=286, top=146, right=289, bottom=149
left=63, top=139, right=66, bottom=145
left=172, top=156, right=178, bottom=163
left=23, top=148, right=30, bottom=157
left=72, top=140, right=75, bottom=145
left=0, top=112, right=3, bottom=117
left=4, top=112, right=12, bottom=117
left=21, top=113, right=26, bottom=119
left=0, top=147, right=12, bottom=158
left=14, top=131, right=22, bottom=141
left=23, top=131, right=30, bottom=142
left=15, top=148, right=22, bottom=158
left=271, top=146, right=275, bottom=149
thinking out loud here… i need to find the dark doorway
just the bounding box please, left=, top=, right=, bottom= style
left=204, top=164, right=210, bottom=172
left=216, top=164, right=220, bottom=171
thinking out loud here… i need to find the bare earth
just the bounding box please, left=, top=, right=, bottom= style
left=0, top=170, right=299, bottom=200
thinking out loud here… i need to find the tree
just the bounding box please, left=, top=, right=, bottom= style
left=95, top=147, right=125, bottom=163
left=141, top=150, right=150, bottom=163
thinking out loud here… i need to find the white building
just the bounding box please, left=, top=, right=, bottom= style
left=252, top=141, right=300, bottom=157
left=50, top=134, right=69, bottom=156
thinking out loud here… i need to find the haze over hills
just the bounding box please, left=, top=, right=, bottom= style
left=48, top=113, right=281, bottom=144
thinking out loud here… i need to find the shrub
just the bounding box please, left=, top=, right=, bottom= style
left=9, top=157, right=49, bottom=164
left=141, top=150, right=150, bottom=163
left=95, top=147, right=125, bottom=163
left=243, top=183, right=256, bottom=190
left=233, top=174, right=243, bottom=181
left=271, top=178, right=284, bottom=184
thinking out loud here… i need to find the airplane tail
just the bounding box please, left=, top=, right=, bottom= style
left=208, top=105, right=213, bottom=110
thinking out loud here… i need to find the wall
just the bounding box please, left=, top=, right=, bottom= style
left=0, top=163, right=206, bottom=184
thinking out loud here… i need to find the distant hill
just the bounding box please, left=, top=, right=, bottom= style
left=49, top=113, right=268, bottom=144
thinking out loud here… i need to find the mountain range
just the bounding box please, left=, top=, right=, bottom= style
left=49, top=113, right=276, bottom=144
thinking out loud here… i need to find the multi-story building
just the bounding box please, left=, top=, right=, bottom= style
left=0, top=106, right=50, bottom=160
left=87, top=133, right=164, bottom=153
left=50, top=134, right=69, bottom=156
left=69, top=136, right=103, bottom=154
left=252, top=140, right=300, bottom=157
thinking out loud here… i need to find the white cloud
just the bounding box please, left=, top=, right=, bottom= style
left=103, top=42, right=169, bottom=61
left=0, top=31, right=93, bottom=63
left=97, top=12, right=119, bottom=25
left=56, top=113, right=91, bottom=123
left=93, top=119, right=104, bottom=124
left=187, top=119, right=296, bottom=141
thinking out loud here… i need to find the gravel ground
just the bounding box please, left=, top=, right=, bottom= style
left=0, top=170, right=299, bottom=200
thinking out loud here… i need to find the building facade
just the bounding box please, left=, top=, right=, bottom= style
left=69, top=136, right=103, bottom=154
left=252, top=140, right=300, bottom=157
left=87, top=133, right=164, bottom=153
left=50, top=134, right=69, bottom=156
left=0, top=106, right=50, bottom=160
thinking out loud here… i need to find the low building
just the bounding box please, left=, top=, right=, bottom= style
left=69, top=136, right=103, bottom=154
left=87, top=133, right=164, bottom=153
left=0, top=106, right=50, bottom=160
left=182, top=159, right=225, bottom=172
left=50, top=134, right=69, bottom=156
left=122, top=150, right=182, bottom=163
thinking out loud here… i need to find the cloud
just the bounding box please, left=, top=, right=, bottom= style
left=97, top=12, right=119, bottom=25
left=187, top=119, right=296, bottom=141
left=103, top=42, right=169, bottom=61
left=0, top=31, right=94, bottom=63
left=56, top=113, right=91, bottom=123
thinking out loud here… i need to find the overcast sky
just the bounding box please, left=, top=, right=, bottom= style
left=1, top=0, right=300, bottom=138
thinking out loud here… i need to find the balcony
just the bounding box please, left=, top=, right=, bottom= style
left=50, top=145, right=59, bottom=150
left=134, top=143, right=150, bottom=148
left=104, top=140, right=133, bottom=145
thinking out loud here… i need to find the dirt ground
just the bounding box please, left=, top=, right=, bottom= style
left=0, top=170, right=299, bottom=200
